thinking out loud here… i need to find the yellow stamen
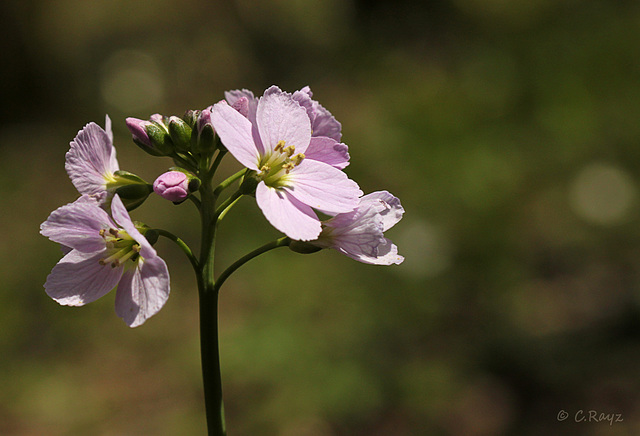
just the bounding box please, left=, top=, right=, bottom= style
left=292, top=153, right=305, bottom=165
left=282, top=162, right=295, bottom=173
left=283, top=145, right=296, bottom=157
left=274, top=140, right=286, bottom=152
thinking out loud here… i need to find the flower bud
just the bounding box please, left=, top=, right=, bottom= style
left=182, top=110, right=200, bottom=128
left=153, top=169, right=200, bottom=203
left=145, top=121, right=175, bottom=156
left=168, top=116, right=192, bottom=153
left=126, top=115, right=174, bottom=156
left=231, top=96, right=249, bottom=117
left=192, top=107, right=216, bottom=154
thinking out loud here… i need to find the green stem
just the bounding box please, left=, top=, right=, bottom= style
left=214, top=190, right=243, bottom=221
left=208, top=149, right=227, bottom=180
left=213, top=237, right=291, bottom=294
left=155, top=229, right=199, bottom=272
left=197, top=171, right=226, bottom=436
left=214, top=168, right=246, bottom=197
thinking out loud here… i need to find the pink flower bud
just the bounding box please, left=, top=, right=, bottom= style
left=153, top=171, right=190, bottom=202
left=125, top=117, right=153, bottom=147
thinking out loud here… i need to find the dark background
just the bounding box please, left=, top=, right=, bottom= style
left=2, top=1, right=640, bottom=435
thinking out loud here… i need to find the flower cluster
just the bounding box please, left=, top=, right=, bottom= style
left=41, top=85, right=404, bottom=327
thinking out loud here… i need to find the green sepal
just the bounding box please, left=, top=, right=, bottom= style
left=169, top=117, right=192, bottom=153
left=288, top=240, right=323, bottom=254
left=239, top=170, right=260, bottom=195
left=146, top=122, right=174, bottom=155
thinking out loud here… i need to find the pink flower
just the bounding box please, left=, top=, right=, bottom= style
left=211, top=89, right=362, bottom=241
left=40, top=194, right=170, bottom=327
left=225, top=86, right=350, bottom=169
left=313, top=191, right=404, bottom=265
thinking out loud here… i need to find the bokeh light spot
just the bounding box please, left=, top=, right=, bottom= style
left=569, top=162, right=637, bottom=225
left=100, top=50, right=164, bottom=113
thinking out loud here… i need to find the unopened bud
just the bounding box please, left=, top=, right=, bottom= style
left=168, top=116, right=192, bottom=153
left=153, top=169, right=200, bottom=203
left=183, top=110, right=200, bottom=128
left=192, top=107, right=215, bottom=154
left=126, top=115, right=174, bottom=156
left=231, top=96, right=249, bottom=117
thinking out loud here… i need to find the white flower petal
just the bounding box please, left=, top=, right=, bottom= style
left=45, top=249, right=123, bottom=306
left=256, top=182, right=321, bottom=241
left=115, top=256, right=170, bottom=327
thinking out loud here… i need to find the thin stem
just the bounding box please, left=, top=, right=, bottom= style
left=213, top=168, right=246, bottom=197
left=208, top=149, right=227, bottom=180
left=214, top=190, right=243, bottom=221
left=188, top=194, right=202, bottom=210
left=155, top=229, right=199, bottom=272
left=213, top=236, right=291, bottom=294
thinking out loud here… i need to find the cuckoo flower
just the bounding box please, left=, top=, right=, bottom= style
left=65, top=115, right=119, bottom=205
left=212, top=90, right=362, bottom=241
left=225, top=86, right=350, bottom=169
left=40, top=194, right=170, bottom=327
left=309, top=191, right=404, bottom=265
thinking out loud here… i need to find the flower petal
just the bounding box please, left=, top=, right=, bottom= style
left=305, top=136, right=350, bottom=169
left=286, top=160, right=361, bottom=214
left=310, top=101, right=342, bottom=141
left=105, top=114, right=114, bottom=143
left=40, top=195, right=116, bottom=252
left=337, top=237, right=403, bottom=265
left=44, top=249, right=123, bottom=306
left=256, top=90, right=311, bottom=155
left=65, top=120, right=119, bottom=200
left=256, top=182, right=321, bottom=241
left=211, top=100, right=260, bottom=170
left=360, top=191, right=404, bottom=231
left=110, top=195, right=156, bottom=259
left=224, top=89, right=264, bottom=154
left=115, top=256, right=170, bottom=327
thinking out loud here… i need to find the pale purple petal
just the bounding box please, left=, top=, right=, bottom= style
left=40, top=195, right=116, bottom=252
left=256, top=90, right=312, bottom=155
left=105, top=114, right=113, bottom=143
left=310, top=101, right=342, bottom=141
left=115, top=256, right=170, bottom=327
left=371, top=238, right=404, bottom=265
left=256, top=182, right=321, bottom=241
left=292, top=86, right=342, bottom=141
left=225, top=89, right=264, bottom=153
left=305, top=137, right=350, bottom=169
left=211, top=100, right=260, bottom=170
left=360, top=191, right=404, bottom=231
left=286, top=160, right=361, bottom=214
left=110, top=195, right=156, bottom=259
left=65, top=120, right=119, bottom=200
left=45, top=249, right=123, bottom=306
left=336, top=237, right=403, bottom=265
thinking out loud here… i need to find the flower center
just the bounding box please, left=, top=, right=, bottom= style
left=98, top=228, right=141, bottom=268
left=258, top=140, right=305, bottom=187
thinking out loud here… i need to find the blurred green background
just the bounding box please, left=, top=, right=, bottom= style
left=3, top=0, right=640, bottom=435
